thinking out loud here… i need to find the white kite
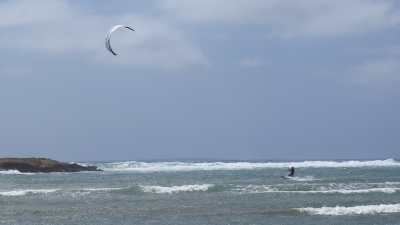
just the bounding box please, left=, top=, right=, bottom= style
left=105, top=25, right=135, bottom=55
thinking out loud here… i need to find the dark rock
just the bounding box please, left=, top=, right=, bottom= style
left=0, top=157, right=102, bottom=173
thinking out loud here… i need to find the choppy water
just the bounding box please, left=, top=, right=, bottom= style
left=1, top=159, right=399, bottom=224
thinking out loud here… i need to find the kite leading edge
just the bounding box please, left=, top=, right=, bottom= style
left=105, top=25, right=135, bottom=55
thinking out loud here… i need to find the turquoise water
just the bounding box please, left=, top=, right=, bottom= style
left=1, top=159, right=400, bottom=224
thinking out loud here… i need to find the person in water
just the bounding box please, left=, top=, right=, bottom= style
left=288, top=167, right=294, bottom=177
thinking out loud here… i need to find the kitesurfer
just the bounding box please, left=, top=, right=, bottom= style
left=288, top=167, right=294, bottom=177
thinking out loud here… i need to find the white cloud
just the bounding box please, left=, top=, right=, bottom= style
left=0, top=0, right=109, bottom=53
left=96, top=15, right=211, bottom=70
left=158, top=0, right=400, bottom=38
left=0, top=0, right=71, bottom=28
left=239, top=56, right=265, bottom=68
left=340, top=58, right=400, bottom=85
left=0, top=0, right=210, bottom=70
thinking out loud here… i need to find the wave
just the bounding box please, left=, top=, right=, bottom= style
left=81, top=184, right=216, bottom=195
left=230, top=184, right=400, bottom=194
left=288, top=176, right=316, bottom=181
left=284, top=187, right=399, bottom=194
left=1, top=183, right=397, bottom=197
left=0, top=184, right=213, bottom=197
left=81, top=187, right=122, bottom=192
left=0, top=189, right=60, bottom=197
left=82, top=159, right=400, bottom=172
left=386, top=182, right=400, bottom=185
left=140, top=184, right=213, bottom=194
left=0, top=170, right=35, bottom=175
left=297, top=204, right=400, bottom=215
left=0, top=170, right=21, bottom=174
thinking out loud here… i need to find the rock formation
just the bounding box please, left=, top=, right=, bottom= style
left=0, top=157, right=102, bottom=173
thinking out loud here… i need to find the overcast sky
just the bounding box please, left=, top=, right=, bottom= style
left=1, top=0, right=400, bottom=162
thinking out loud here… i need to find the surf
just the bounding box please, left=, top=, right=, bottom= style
left=82, top=159, right=400, bottom=172
left=140, top=184, right=213, bottom=194
left=297, top=204, right=400, bottom=216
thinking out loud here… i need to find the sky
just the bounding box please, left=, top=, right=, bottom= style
left=1, top=0, right=400, bottom=162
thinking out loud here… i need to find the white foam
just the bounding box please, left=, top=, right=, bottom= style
left=232, top=185, right=278, bottom=194
left=141, top=184, right=213, bottom=194
left=298, top=204, right=400, bottom=215
left=386, top=182, right=400, bottom=185
left=81, top=188, right=122, bottom=192
left=309, top=187, right=399, bottom=194
left=0, top=170, right=22, bottom=175
left=231, top=185, right=399, bottom=194
left=0, top=170, right=35, bottom=175
left=0, top=189, right=59, bottom=197
left=290, top=176, right=316, bottom=181
left=87, top=159, right=400, bottom=172
left=69, top=187, right=123, bottom=196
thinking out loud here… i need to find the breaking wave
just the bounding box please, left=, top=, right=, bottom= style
left=0, top=170, right=34, bottom=175
left=231, top=185, right=400, bottom=194
left=289, top=176, right=316, bottom=181
left=298, top=204, right=400, bottom=215
left=0, top=189, right=60, bottom=197
left=83, top=159, right=400, bottom=172
left=140, top=184, right=213, bottom=194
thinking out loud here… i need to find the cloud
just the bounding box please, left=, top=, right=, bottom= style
left=340, top=58, right=400, bottom=85
left=349, top=45, right=400, bottom=56
left=0, top=0, right=108, bottom=53
left=0, top=66, right=33, bottom=76
left=0, top=0, right=210, bottom=70
left=238, top=56, right=266, bottom=68
left=158, top=0, right=400, bottom=38
left=96, top=14, right=211, bottom=70
left=0, top=0, right=71, bottom=28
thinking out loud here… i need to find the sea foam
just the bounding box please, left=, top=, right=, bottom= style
left=294, top=187, right=399, bottom=194
left=298, top=204, right=400, bottom=215
left=232, top=185, right=399, bottom=194
left=87, top=159, right=400, bottom=172
left=0, top=170, right=20, bottom=174
left=0, top=189, right=59, bottom=197
left=141, top=184, right=213, bottom=194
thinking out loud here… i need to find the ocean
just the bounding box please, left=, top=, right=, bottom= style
left=1, top=159, right=399, bottom=224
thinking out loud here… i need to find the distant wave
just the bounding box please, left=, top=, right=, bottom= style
left=0, top=170, right=34, bottom=175
left=2, top=183, right=397, bottom=197
left=76, top=184, right=215, bottom=195
left=231, top=185, right=400, bottom=194
left=0, top=189, right=59, bottom=197
left=140, top=184, right=213, bottom=194
left=279, top=187, right=399, bottom=194
left=0, top=170, right=22, bottom=175
left=80, top=187, right=123, bottom=192
left=83, top=159, right=400, bottom=172
left=289, top=176, right=316, bottom=181
left=297, top=204, right=400, bottom=215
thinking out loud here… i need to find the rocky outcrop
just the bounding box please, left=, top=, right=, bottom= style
left=0, top=157, right=102, bottom=173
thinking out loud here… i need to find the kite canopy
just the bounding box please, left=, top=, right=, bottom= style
left=105, top=25, right=135, bottom=55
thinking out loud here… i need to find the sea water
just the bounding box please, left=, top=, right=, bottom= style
left=1, top=159, right=399, bottom=224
